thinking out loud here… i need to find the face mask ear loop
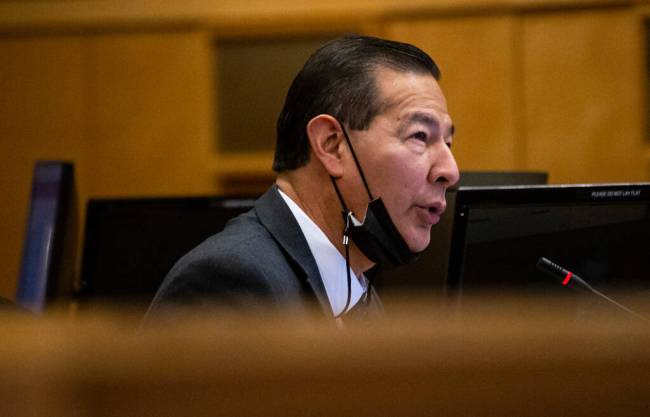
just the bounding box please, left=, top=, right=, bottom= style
left=330, top=177, right=352, bottom=319
left=340, top=124, right=374, bottom=201
left=338, top=125, right=376, bottom=308
left=333, top=211, right=353, bottom=319
left=330, top=176, right=350, bottom=214
left=330, top=121, right=375, bottom=319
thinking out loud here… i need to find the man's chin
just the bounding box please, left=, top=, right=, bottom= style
left=398, top=223, right=429, bottom=251
left=406, top=234, right=431, bottom=253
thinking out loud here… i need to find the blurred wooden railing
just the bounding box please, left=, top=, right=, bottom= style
left=1, top=296, right=649, bottom=417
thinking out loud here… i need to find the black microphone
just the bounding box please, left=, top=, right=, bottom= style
left=536, top=257, right=648, bottom=322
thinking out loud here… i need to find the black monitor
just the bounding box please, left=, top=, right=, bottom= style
left=16, top=161, right=76, bottom=313
left=446, top=183, right=650, bottom=300
left=79, top=195, right=256, bottom=312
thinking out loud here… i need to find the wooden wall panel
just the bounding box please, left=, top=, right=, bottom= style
left=384, top=15, right=523, bottom=171
left=83, top=31, right=217, bottom=197
left=0, top=31, right=219, bottom=300
left=522, top=9, right=646, bottom=183
left=0, top=37, right=86, bottom=299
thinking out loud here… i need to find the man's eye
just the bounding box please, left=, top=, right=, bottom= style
left=410, top=131, right=428, bottom=142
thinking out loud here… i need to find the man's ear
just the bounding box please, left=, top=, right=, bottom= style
left=306, top=114, right=345, bottom=178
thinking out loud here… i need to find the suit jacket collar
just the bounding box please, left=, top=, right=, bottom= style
left=254, top=185, right=331, bottom=316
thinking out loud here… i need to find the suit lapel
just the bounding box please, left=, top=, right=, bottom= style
left=254, top=185, right=332, bottom=316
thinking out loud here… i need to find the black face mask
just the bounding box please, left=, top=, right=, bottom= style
left=331, top=124, right=419, bottom=270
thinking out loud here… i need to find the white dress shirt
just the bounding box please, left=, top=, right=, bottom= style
left=278, top=189, right=367, bottom=316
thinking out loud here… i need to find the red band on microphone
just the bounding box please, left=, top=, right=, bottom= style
left=562, top=271, right=573, bottom=286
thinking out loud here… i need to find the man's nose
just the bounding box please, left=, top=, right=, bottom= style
left=428, top=143, right=460, bottom=188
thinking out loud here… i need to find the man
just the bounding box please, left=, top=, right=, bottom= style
left=147, top=35, right=459, bottom=320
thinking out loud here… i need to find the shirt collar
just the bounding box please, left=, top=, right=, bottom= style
left=277, top=188, right=366, bottom=316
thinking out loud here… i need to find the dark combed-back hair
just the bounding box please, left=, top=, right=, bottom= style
left=273, top=35, right=440, bottom=172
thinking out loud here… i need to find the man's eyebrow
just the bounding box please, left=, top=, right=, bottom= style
left=396, top=112, right=438, bottom=135
left=397, top=111, right=454, bottom=138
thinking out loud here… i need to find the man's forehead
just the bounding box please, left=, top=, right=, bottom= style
left=373, top=67, right=447, bottom=112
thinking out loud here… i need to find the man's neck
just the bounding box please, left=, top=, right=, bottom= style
left=275, top=173, right=375, bottom=275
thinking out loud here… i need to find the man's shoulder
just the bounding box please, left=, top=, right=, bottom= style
left=176, top=209, right=281, bottom=271
left=145, top=186, right=330, bottom=319
left=147, top=200, right=304, bottom=311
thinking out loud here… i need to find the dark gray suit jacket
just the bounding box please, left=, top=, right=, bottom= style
left=147, top=185, right=383, bottom=320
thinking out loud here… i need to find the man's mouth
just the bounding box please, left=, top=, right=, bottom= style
left=417, top=203, right=445, bottom=225
left=426, top=201, right=446, bottom=215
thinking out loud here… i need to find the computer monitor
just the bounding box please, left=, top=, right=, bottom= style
left=79, top=195, right=256, bottom=312
left=16, top=161, right=76, bottom=313
left=446, top=183, right=650, bottom=300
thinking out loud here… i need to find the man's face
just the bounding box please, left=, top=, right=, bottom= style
left=344, top=67, right=459, bottom=253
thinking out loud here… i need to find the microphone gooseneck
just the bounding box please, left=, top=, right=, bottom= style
left=536, top=257, right=595, bottom=292
left=536, top=257, right=648, bottom=322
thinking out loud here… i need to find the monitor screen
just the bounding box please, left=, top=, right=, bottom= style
left=16, top=162, right=75, bottom=313
left=79, top=196, right=256, bottom=311
left=447, top=183, right=650, bottom=300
